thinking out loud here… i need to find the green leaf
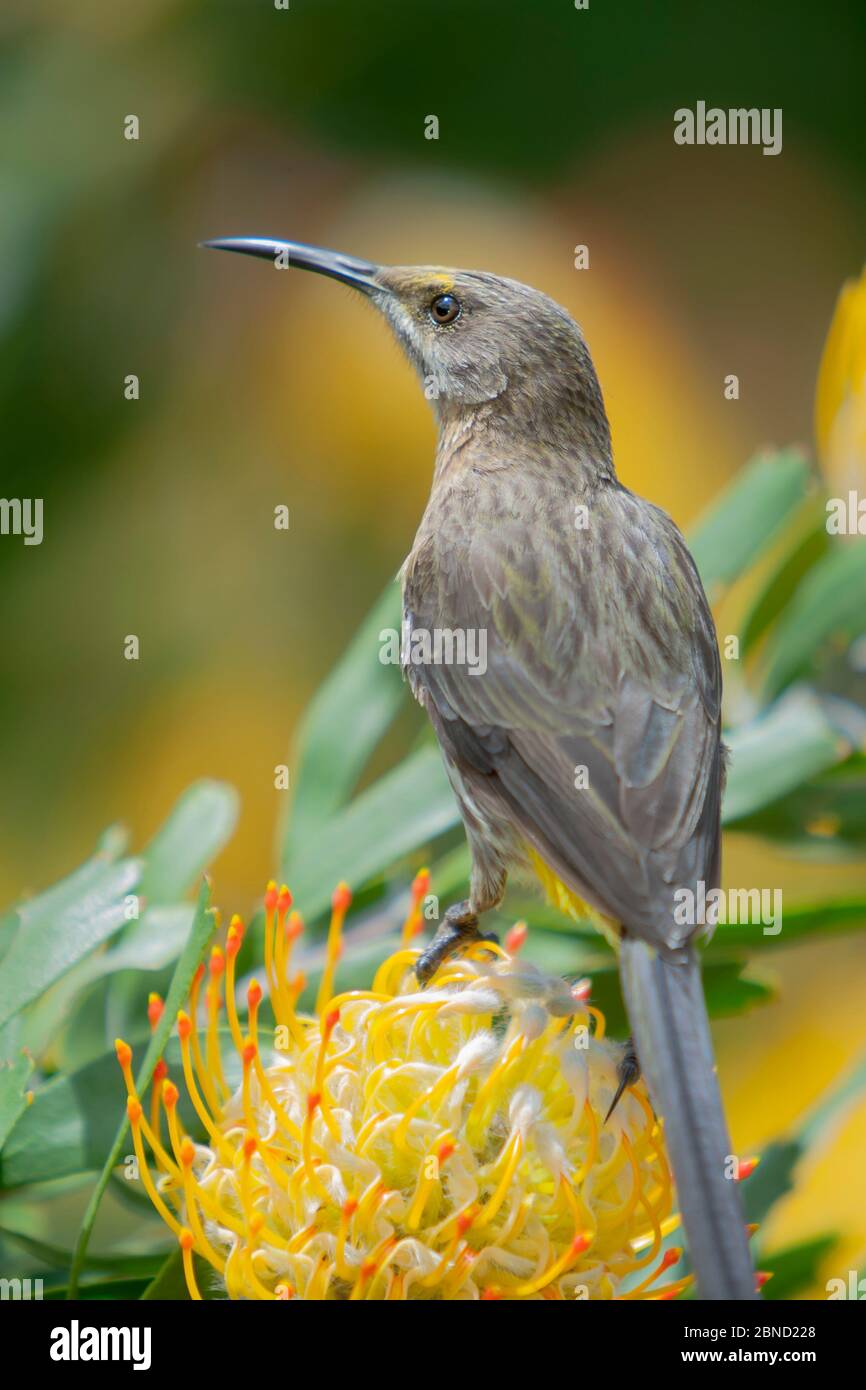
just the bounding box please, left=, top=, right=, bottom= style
left=0, top=911, right=18, bottom=968
left=282, top=743, right=458, bottom=922
left=722, top=688, right=846, bottom=825
left=108, top=1168, right=163, bottom=1213
left=283, top=582, right=404, bottom=862
left=98, top=783, right=237, bottom=1070
left=706, top=896, right=866, bottom=956
left=0, top=849, right=141, bottom=1031
left=139, top=1245, right=219, bottom=1300
left=740, top=1140, right=804, bottom=1227
left=739, top=504, right=830, bottom=656
left=688, top=449, right=812, bottom=597
left=0, top=1037, right=160, bottom=1190
left=65, top=878, right=216, bottom=1297
left=93, top=906, right=195, bottom=976
left=138, top=781, right=238, bottom=905
left=759, top=1234, right=838, bottom=1300
left=761, top=539, right=866, bottom=698
left=729, top=752, right=866, bottom=849
left=45, top=1276, right=153, bottom=1301
left=1, top=1025, right=239, bottom=1190
left=701, top=961, right=775, bottom=1015
left=0, top=1035, right=33, bottom=1151
left=0, top=1222, right=164, bottom=1279
left=140, top=1247, right=189, bottom=1300
left=22, top=907, right=196, bottom=1059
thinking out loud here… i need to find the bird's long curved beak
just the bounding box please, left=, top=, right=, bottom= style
left=200, top=237, right=384, bottom=295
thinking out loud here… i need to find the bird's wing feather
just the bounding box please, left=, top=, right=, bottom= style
left=402, top=475, right=723, bottom=952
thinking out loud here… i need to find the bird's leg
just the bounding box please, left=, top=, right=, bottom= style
left=415, top=898, right=498, bottom=987
left=604, top=1036, right=642, bottom=1123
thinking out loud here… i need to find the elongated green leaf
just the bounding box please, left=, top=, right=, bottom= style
left=20, top=907, right=196, bottom=1062
left=702, top=961, right=776, bottom=1015
left=100, top=785, right=237, bottom=1067
left=759, top=1234, right=838, bottom=1300
left=0, top=852, right=141, bottom=1030
left=761, top=539, right=866, bottom=698
left=140, top=1247, right=190, bottom=1301
left=65, top=879, right=216, bottom=1296
left=45, top=1276, right=152, bottom=1301
left=722, top=688, right=846, bottom=825
left=0, top=912, right=17, bottom=968
left=284, top=583, right=405, bottom=862
left=688, top=449, right=812, bottom=596
left=91, top=906, right=194, bottom=976
left=740, top=1139, right=805, bottom=1228
left=138, top=781, right=238, bottom=905
left=739, top=504, right=830, bottom=655
left=1, top=1024, right=238, bottom=1191
left=281, top=743, right=458, bottom=921
left=707, top=896, right=866, bottom=955
left=0, top=1223, right=164, bottom=1278
left=728, top=752, right=866, bottom=848
left=108, top=1169, right=162, bottom=1213
left=0, top=1036, right=152, bottom=1188
left=140, top=1245, right=222, bottom=1300
left=0, top=1037, right=33, bottom=1151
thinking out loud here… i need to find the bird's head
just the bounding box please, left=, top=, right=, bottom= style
left=203, top=237, right=612, bottom=459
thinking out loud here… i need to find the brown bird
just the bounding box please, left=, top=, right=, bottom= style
left=204, top=236, right=757, bottom=1300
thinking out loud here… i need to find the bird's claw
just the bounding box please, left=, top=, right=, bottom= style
left=415, top=910, right=498, bottom=988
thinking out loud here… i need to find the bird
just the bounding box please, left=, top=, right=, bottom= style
left=203, top=235, right=757, bottom=1300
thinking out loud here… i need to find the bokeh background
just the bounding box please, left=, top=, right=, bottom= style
left=2, top=0, right=866, bottom=1293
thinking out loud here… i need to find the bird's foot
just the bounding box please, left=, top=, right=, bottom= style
left=415, top=899, right=498, bottom=987
left=604, top=1037, right=641, bottom=1124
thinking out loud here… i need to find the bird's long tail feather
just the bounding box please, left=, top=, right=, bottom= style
left=619, top=935, right=757, bottom=1300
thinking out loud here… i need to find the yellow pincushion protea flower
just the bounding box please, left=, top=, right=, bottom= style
left=815, top=265, right=866, bottom=495
left=116, top=877, right=690, bottom=1301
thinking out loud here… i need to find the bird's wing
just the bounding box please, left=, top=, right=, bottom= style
left=402, top=477, right=723, bottom=952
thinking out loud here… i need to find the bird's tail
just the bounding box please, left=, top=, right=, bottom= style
left=619, top=935, right=757, bottom=1300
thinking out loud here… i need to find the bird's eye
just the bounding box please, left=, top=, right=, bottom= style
left=429, top=293, right=461, bottom=325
